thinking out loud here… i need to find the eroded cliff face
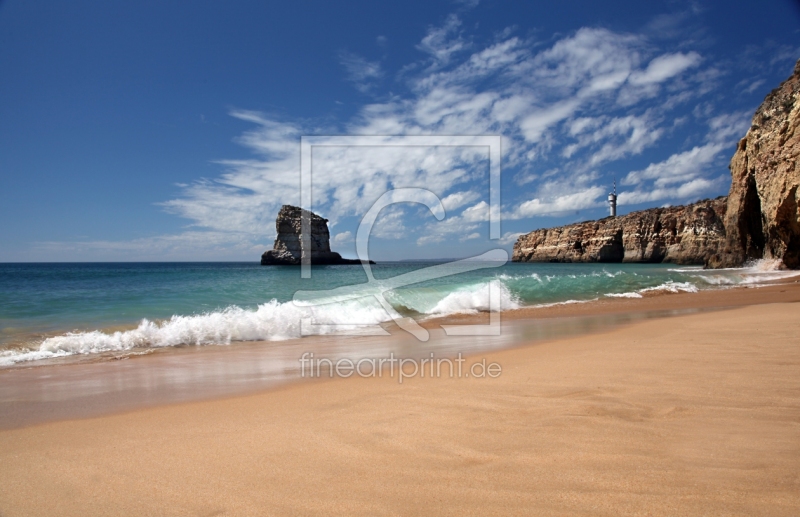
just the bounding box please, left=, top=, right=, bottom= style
left=512, top=197, right=727, bottom=264
left=708, top=60, right=800, bottom=269
left=514, top=61, right=800, bottom=268
left=261, top=205, right=364, bottom=265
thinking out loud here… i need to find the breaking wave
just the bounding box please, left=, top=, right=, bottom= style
left=0, top=280, right=519, bottom=366
left=604, top=281, right=699, bottom=299
left=683, top=258, right=800, bottom=286
left=3, top=259, right=797, bottom=367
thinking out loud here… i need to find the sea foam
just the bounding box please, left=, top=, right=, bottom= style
left=424, top=280, right=520, bottom=315
left=3, top=260, right=797, bottom=367
left=604, top=281, right=699, bottom=299
left=1, top=280, right=519, bottom=366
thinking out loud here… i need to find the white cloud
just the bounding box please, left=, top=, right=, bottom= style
left=461, top=200, right=490, bottom=222
left=513, top=186, right=606, bottom=217
left=615, top=107, right=748, bottom=206
left=371, top=206, right=407, bottom=239
left=563, top=113, right=664, bottom=167
left=417, top=14, right=468, bottom=68
left=415, top=37, right=526, bottom=92
left=339, top=51, right=383, bottom=92
left=159, top=112, right=303, bottom=236
left=332, top=231, right=353, bottom=244
left=568, top=116, right=604, bottom=136
left=498, top=232, right=523, bottom=245
left=740, top=78, right=766, bottom=94
left=169, top=26, right=732, bottom=244
left=619, top=176, right=725, bottom=205
left=522, top=28, right=641, bottom=93
left=622, top=142, right=726, bottom=188
left=628, top=52, right=701, bottom=86
left=416, top=215, right=479, bottom=246
left=46, top=14, right=743, bottom=259
left=707, top=111, right=751, bottom=144
left=441, top=190, right=480, bottom=212
left=617, top=52, right=702, bottom=106
left=519, top=99, right=581, bottom=143
left=414, top=200, right=490, bottom=246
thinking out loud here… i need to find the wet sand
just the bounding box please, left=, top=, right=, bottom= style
left=0, top=282, right=798, bottom=515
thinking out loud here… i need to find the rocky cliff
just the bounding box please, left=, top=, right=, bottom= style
left=514, top=61, right=800, bottom=268
left=707, top=60, right=800, bottom=269
left=512, top=197, right=727, bottom=264
left=261, top=205, right=368, bottom=265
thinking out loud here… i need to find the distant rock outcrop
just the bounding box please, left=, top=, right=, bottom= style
left=261, top=205, right=369, bottom=266
left=512, top=197, right=727, bottom=264
left=706, top=60, right=800, bottom=269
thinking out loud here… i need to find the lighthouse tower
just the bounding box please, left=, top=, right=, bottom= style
left=608, top=179, right=617, bottom=217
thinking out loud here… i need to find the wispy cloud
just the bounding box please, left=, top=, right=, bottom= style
left=417, top=14, right=469, bottom=68
left=618, top=110, right=751, bottom=205
left=618, top=177, right=725, bottom=205
left=498, top=232, right=523, bottom=245
left=39, top=7, right=758, bottom=259
left=512, top=186, right=606, bottom=218
left=622, top=143, right=726, bottom=188
left=441, top=190, right=481, bottom=212
left=332, top=231, right=353, bottom=244
left=338, top=50, right=383, bottom=93
left=628, top=52, right=701, bottom=86
left=31, top=231, right=269, bottom=262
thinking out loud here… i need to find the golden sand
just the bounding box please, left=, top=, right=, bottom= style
left=0, top=285, right=798, bottom=515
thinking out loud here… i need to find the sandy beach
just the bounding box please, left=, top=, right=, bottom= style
left=0, top=283, right=799, bottom=516
left=4, top=1, right=800, bottom=515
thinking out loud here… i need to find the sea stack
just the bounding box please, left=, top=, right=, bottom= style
left=260, top=205, right=369, bottom=265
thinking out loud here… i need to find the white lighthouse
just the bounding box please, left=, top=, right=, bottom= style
left=608, top=179, right=617, bottom=217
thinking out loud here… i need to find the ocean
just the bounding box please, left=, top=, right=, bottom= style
left=1, top=260, right=796, bottom=367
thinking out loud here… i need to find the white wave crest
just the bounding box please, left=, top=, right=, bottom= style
left=1, top=298, right=391, bottom=366
left=531, top=298, right=595, bottom=309
left=739, top=271, right=800, bottom=284
left=425, top=280, right=520, bottom=315
left=686, top=258, right=800, bottom=286
left=640, top=281, right=699, bottom=294
left=604, top=281, right=699, bottom=300
left=605, top=292, right=643, bottom=298
left=744, top=258, right=786, bottom=271
left=691, top=274, right=736, bottom=285
left=1, top=280, right=524, bottom=366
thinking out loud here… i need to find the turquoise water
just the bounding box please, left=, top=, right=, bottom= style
left=0, top=260, right=795, bottom=365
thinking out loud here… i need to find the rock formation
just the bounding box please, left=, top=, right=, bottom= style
left=706, top=60, right=800, bottom=269
left=514, top=60, right=800, bottom=268
left=512, top=197, right=727, bottom=264
left=261, top=205, right=368, bottom=265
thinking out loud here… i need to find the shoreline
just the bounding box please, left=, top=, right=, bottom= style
left=0, top=279, right=797, bottom=431
left=0, top=286, right=798, bottom=514
left=4, top=257, right=800, bottom=373
left=4, top=261, right=799, bottom=362
left=3, top=273, right=799, bottom=371
left=428, top=275, right=800, bottom=326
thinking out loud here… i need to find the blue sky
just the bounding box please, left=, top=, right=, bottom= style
left=1, top=0, right=798, bottom=261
